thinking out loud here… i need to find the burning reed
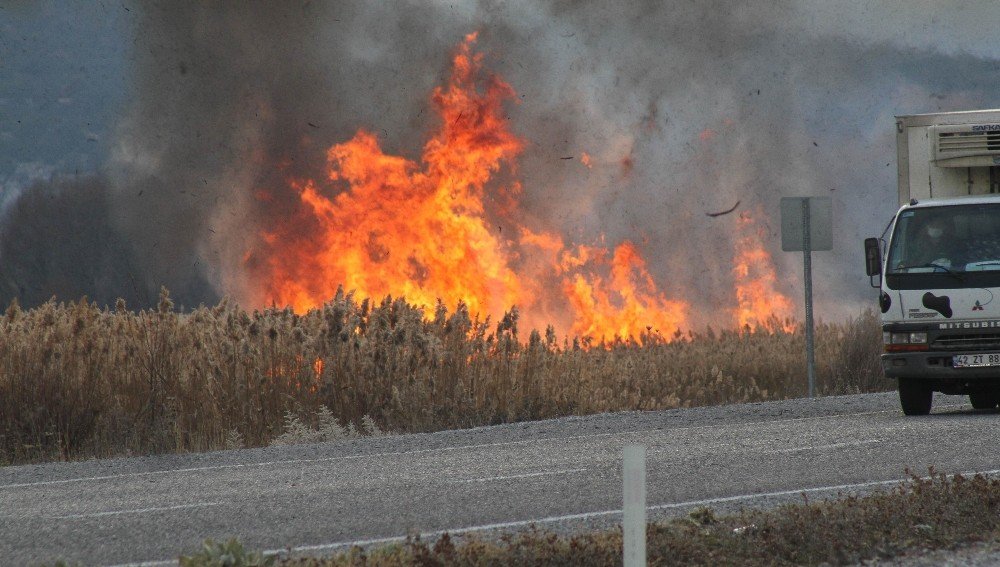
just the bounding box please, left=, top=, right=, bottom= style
left=0, top=288, right=884, bottom=465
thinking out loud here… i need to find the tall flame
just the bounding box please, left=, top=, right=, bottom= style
left=253, top=33, right=525, bottom=321
left=248, top=34, right=790, bottom=342
left=561, top=242, right=687, bottom=340
left=733, top=209, right=795, bottom=331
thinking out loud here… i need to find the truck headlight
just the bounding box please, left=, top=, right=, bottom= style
left=883, top=330, right=929, bottom=351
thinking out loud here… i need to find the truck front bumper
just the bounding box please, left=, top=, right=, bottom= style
left=882, top=352, right=1000, bottom=380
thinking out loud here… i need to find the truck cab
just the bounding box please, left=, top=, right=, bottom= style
left=866, top=110, right=1000, bottom=415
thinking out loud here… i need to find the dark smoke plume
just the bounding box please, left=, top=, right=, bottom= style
left=0, top=175, right=141, bottom=308
left=4, top=1, right=1000, bottom=324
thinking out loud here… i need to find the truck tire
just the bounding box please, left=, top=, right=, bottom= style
left=898, top=378, right=932, bottom=415
left=969, top=390, right=1000, bottom=410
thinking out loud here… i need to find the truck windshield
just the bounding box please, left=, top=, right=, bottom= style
left=887, top=204, right=1000, bottom=274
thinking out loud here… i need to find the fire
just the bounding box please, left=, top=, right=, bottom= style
left=248, top=34, right=790, bottom=343
left=253, top=33, right=524, bottom=320
left=733, top=210, right=795, bottom=332
left=265, top=355, right=323, bottom=393
left=561, top=242, right=687, bottom=341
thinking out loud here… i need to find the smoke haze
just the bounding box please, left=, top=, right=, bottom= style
left=3, top=1, right=1000, bottom=327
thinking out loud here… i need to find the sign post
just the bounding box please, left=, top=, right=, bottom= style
left=780, top=197, right=832, bottom=398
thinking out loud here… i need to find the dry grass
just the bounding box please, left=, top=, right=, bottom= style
left=0, top=287, right=886, bottom=465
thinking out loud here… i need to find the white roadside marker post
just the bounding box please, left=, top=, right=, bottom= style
left=623, top=444, right=646, bottom=567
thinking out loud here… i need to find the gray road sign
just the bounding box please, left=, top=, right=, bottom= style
left=781, top=197, right=832, bottom=252
left=780, top=196, right=832, bottom=399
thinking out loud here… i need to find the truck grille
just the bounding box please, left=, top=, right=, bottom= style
left=932, top=332, right=1000, bottom=351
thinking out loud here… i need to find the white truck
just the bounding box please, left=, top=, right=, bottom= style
left=865, top=109, right=1000, bottom=415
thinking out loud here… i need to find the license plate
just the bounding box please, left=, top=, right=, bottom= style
left=953, top=353, right=1000, bottom=368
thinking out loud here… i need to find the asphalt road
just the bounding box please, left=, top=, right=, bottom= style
left=2, top=391, right=998, bottom=566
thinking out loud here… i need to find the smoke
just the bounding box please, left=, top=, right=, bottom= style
left=4, top=1, right=1000, bottom=325
left=469, top=1, right=1000, bottom=324
left=0, top=174, right=140, bottom=308
left=105, top=2, right=347, bottom=307
left=1, top=163, right=54, bottom=219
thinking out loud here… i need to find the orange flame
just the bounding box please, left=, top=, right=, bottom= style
left=733, top=210, right=795, bottom=332
left=249, top=34, right=804, bottom=343
left=253, top=34, right=524, bottom=320
left=561, top=242, right=687, bottom=340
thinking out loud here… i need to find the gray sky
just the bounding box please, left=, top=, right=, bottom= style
left=0, top=1, right=128, bottom=182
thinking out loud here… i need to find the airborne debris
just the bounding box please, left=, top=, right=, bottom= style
left=560, top=156, right=573, bottom=160
left=706, top=200, right=741, bottom=217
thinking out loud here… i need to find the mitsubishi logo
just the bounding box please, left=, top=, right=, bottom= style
left=973, top=300, right=985, bottom=311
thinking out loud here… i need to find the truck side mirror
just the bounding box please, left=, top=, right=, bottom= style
left=864, top=237, right=882, bottom=286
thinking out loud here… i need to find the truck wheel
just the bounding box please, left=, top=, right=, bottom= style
left=898, top=379, right=932, bottom=415
left=969, top=390, right=1000, bottom=410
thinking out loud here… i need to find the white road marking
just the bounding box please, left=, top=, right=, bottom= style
left=2, top=406, right=913, bottom=490
left=762, top=439, right=883, bottom=454
left=104, top=467, right=935, bottom=567
left=451, top=468, right=587, bottom=483
left=51, top=501, right=224, bottom=520
left=260, top=466, right=1000, bottom=558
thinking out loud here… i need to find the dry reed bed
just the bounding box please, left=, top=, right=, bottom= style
left=0, top=288, right=885, bottom=465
